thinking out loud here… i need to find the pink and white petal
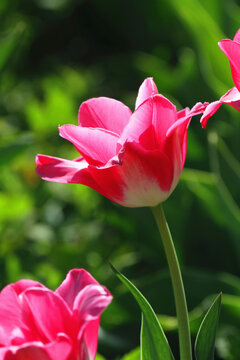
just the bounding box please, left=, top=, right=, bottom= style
left=45, top=334, right=72, bottom=360
left=3, top=344, right=50, bottom=360
left=219, top=39, right=240, bottom=91
left=119, top=96, right=156, bottom=149
left=35, top=154, right=125, bottom=204
left=119, top=94, right=176, bottom=151
left=167, top=114, right=191, bottom=138
left=73, top=284, right=112, bottom=323
left=78, top=97, right=132, bottom=135
left=200, top=87, right=240, bottom=128
left=59, top=125, right=119, bottom=166
left=0, top=281, right=44, bottom=346
left=3, top=335, right=72, bottom=360
left=36, top=155, right=99, bottom=190
left=36, top=155, right=88, bottom=183
left=117, top=142, right=174, bottom=206
left=176, top=102, right=208, bottom=122
left=177, top=107, right=190, bottom=119
left=135, top=77, right=158, bottom=110
left=87, top=141, right=174, bottom=207
left=233, top=28, right=240, bottom=43
left=78, top=319, right=100, bottom=360
left=200, top=101, right=222, bottom=128
left=166, top=101, right=208, bottom=137
left=220, top=86, right=240, bottom=110
left=56, top=269, right=99, bottom=311
left=165, top=115, right=190, bottom=176
left=22, top=288, right=73, bottom=343
left=10, top=280, right=45, bottom=296
left=188, top=102, right=209, bottom=117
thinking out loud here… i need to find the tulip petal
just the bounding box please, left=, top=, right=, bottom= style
left=135, top=77, right=158, bottom=110
left=35, top=154, right=124, bottom=203
left=3, top=335, right=72, bottom=360
left=56, top=269, right=99, bottom=311
left=0, top=281, right=45, bottom=346
left=200, top=87, right=240, bottom=128
left=177, top=107, right=190, bottom=119
left=117, top=142, right=174, bottom=206
left=120, top=95, right=176, bottom=151
left=233, top=28, right=240, bottom=43
left=220, top=86, right=240, bottom=109
left=73, top=284, right=112, bottom=322
left=79, top=318, right=100, bottom=360
left=165, top=114, right=190, bottom=182
left=219, top=39, right=240, bottom=91
left=73, top=285, right=112, bottom=359
left=200, top=101, right=222, bottom=128
left=85, top=142, right=173, bottom=207
left=78, top=97, right=132, bottom=135
left=59, top=125, right=119, bottom=165
left=168, top=102, right=208, bottom=135
left=36, top=155, right=99, bottom=189
left=22, top=288, right=72, bottom=343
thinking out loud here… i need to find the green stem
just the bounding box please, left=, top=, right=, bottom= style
left=152, top=204, right=192, bottom=360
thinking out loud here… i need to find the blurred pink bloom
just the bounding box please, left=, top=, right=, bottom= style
left=201, top=29, right=240, bottom=128
left=0, top=269, right=112, bottom=360
left=36, top=78, right=207, bottom=207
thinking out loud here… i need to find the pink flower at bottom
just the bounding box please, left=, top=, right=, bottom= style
left=0, top=269, right=112, bottom=360
left=36, top=78, right=207, bottom=207
left=201, top=28, right=240, bottom=128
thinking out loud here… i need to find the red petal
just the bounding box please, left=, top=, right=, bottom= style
left=73, top=284, right=112, bottom=322
left=3, top=335, right=72, bottom=360
left=119, top=95, right=176, bottom=151
left=59, top=125, right=119, bottom=165
left=233, top=28, right=240, bottom=43
left=22, top=288, right=72, bottom=343
left=0, top=281, right=45, bottom=346
left=85, top=142, right=174, bottom=207
left=200, top=87, right=240, bottom=128
left=79, top=319, right=100, bottom=360
left=36, top=155, right=98, bottom=188
left=56, top=269, right=99, bottom=311
left=219, top=39, right=240, bottom=91
left=78, top=97, right=132, bottom=135
left=36, top=141, right=175, bottom=207
left=135, top=77, right=158, bottom=110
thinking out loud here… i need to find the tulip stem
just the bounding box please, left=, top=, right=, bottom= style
left=152, top=204, right=192, bottom=360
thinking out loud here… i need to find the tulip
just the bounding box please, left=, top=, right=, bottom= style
left=201, top=28, right=240, bottom=128
left=0, top=269, right=112, bottom=360
left=36, top=78, right=207, bottom=207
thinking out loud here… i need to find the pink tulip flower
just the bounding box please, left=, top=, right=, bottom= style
left=36, top=78, right=207, bottom=207
left=0, top=269, right=112, bottom=360
left=201, top=28, right=240, bottom=128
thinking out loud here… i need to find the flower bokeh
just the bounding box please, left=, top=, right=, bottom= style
left=36, top=78, right=207, bottom=207
left=0, top=269, right=112, bottom=360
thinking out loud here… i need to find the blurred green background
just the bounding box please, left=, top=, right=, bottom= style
left=0, top=0, right=240, bottom=359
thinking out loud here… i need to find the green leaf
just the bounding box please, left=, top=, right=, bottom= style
left=121, top=347, right=140, bottom=360
left=195, top=293, right=222, bottom=360
left=95, top=354, right=106, bottom=360
left=110, top=264, right=174, bottom=360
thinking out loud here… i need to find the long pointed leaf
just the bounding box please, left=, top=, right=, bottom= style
left=110, top=264, right=174, bottom=360
left=195, top=293, right=222, bottom=360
